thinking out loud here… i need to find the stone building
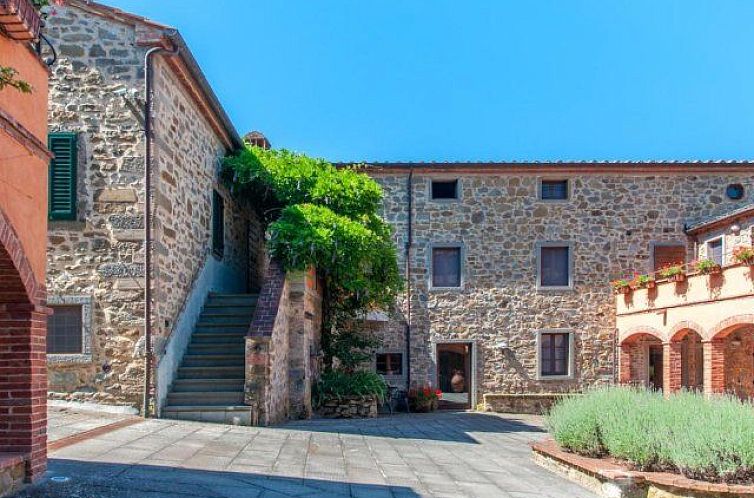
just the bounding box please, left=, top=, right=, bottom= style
left=43, top=1, right=266, bottom=415
left=0, top=0, right=51, bottom=487
left=363, top=163, right=754, bottom=412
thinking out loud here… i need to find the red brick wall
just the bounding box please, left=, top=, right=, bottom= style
left=0, top=211, right=47, bottom=482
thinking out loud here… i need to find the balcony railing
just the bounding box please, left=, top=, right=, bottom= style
left=0, top=0, right=42, bottom=41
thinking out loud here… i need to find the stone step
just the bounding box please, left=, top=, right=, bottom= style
left=162, top=405, right=252, bottom=425
left=194, top=322, right=250, bottom=331
left=167, top=391, right=245, bottom=406
left=177, top=366, right=244, bottom=379
left=207, top=294, right=259, bottom=306
left=201, top=305, right=257, bottom=315
left=186, top=344, right=242, bottom=355
left=181, top=354, right=245, bottom=367
left=196, top=314, right=254, bottom=325
left=171, top=378, right=245, bottom=393
left=190, top=333, right=246, bottom=344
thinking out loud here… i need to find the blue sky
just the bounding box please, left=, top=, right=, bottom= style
left=105, top=0, right=754, bottom=162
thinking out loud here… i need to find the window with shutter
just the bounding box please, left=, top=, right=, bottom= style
left=48, top=132, right=78, bottom=220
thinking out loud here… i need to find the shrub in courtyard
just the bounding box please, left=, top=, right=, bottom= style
left=546, top=387, right=754, bottom=483
left=313, top=370, right=388, bottom=408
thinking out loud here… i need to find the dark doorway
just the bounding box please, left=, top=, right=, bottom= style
left=436, top=343, right=471, bottom=409
left=649, top=345, right=664, bottom=391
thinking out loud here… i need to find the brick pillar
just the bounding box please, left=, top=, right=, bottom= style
left=663, top=342, right=682, bottom=396
left=703, top=340, right=726, bottom=396
left=619, top=344, right=632, bottom=384
left=0, top=303, right=48, bottom=481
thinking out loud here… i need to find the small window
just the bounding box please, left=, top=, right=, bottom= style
left=540, top=332, right=570, bottom=377
left=653, top=244, right=686, bottom=272
left=538, top=245, right=571, bottom=288
left=376, top=353, right=403, bottom=376
left=726, top=183, right=745, bottom=201
left=432, top=247, right=462, bottom=288
left=707, top=238, right=723, bottom=266
left=431, top=180, right=459, bottom=200
left=212, top=190, right=225, bottom=258
left=540, top=180, right=569, bottom=201
left=48, top=305, right=83, bottom=354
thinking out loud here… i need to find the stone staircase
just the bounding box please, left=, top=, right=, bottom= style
left=162, top=293, right=257, bottom=425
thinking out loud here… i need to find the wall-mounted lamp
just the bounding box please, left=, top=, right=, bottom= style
left=731, top=224, right=741, bottom=235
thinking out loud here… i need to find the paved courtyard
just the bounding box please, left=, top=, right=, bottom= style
left=17, top=411, right=596, bottom=498
left=47, top=406, right=136, bottom=443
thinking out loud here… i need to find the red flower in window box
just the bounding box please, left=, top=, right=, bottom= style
left=408, top=385, right=440, bottom=412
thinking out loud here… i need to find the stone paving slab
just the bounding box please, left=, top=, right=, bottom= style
left=16, top=411, right=598, bottom=498
left=47, top=406, right=135, bottom=443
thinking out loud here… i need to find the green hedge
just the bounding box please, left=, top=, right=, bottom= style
left=313, top=370, right=388, bottom=408
left=546, top=387, right=754, bottom=483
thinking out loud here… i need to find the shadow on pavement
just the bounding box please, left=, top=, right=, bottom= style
left=13, top=458, right=420, bottom=498
left=281, top=411, right=545, bottom=444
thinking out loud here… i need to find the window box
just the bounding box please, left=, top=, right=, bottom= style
left=0, top=0, right=42, bottom=41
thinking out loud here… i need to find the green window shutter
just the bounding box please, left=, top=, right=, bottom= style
left=48, top=132, right=78, bottom=221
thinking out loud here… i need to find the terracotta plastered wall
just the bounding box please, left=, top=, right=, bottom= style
left=374, top=172, right=754, bottom=398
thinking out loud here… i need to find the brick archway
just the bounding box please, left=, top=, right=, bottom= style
left=0, top=207, right=47, bottom=481
left=668, top=324, right=705, bottom=394
left=705, top=315, right=754, bottom=399
left=620, top=330, right=664, bottom=389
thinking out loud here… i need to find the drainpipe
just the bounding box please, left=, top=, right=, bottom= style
left=405, top=167, right=413, bottom=390
left=143, top=44, right=179, bottom=418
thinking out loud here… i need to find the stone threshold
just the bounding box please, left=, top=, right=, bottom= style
left=48, top=417, right=143, bottom=452
left=532, top=439, right=754, bottom=497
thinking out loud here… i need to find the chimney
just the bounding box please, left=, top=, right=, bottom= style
left=244, top=131, right=271, bottom=150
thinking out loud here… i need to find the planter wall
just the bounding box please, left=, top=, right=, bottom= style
left=318, top=395, right=378, bottom=419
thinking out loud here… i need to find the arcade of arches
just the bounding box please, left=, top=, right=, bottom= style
left=619, top=318, right=754, bottom=399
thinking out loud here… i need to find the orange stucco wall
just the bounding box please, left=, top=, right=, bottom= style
left=0, top=35, right=49, bottom=284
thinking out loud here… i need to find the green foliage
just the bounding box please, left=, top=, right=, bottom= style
left=223, top=145, right=402, bottom=384
left=547, top=387, right=754, bottom=483
left=313, top=370, right=388, bottom=407
left=0, top=66, right=32, bottom=94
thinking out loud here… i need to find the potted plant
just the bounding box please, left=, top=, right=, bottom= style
left=659, top=263, right=686, bottom=282
left=611, top=279, right=631, bottom=295
left=694, top=258, right=722, bottom=275
left=408, top=386, right=442, bottom=412
left=733, top=245, right=754, bottom=266
left=629, top=273, right=655, bottom=290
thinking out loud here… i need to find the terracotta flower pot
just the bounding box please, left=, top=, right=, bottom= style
left=670, top=273, right=686, bottom=283
left=451, top=371, right=466, bottom=393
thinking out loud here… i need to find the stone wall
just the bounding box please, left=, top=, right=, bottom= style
left=44, top=5, right=262, bottom=410
left=45, top=5, right=151, bottom=407
left=371, top=170, right=754, bottom=401
left=0, top=455, right=25, bottom=498
left=245, top=261, right=323, bottom=425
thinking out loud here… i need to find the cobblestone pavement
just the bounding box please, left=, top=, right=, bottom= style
left=17, top=411, right=597, bottom=498
left=47, top=406, right=135, bottom=443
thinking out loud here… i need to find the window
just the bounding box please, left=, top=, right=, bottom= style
left=432, top=246, right=461, bottom=288
left=212, top=190, right=225, bottom=258
left=540, top=179, right=569, bottom=201
left=707, top=238, right=723, bottom=266
left=376, top=353, right=403, bottom=376
left=431, top=180, right=459, bottom=200
left=726, top=183, right=745, bottom=201
left=652, top=244, right=686, bottom=272
left=538, top=244, right=571, bottom=288
left=48, top=132, right=78, bottom=220
left=540, top=332, right=571, bottom=377
left=47, top=305, right=83, bottom=354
